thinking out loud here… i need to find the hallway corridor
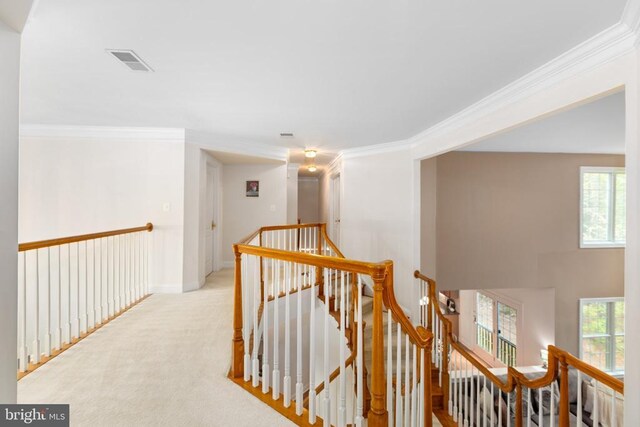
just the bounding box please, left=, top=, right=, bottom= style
left=17, top=269, right=294, bottom=427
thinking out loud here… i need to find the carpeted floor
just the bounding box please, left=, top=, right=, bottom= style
left=18, top=269, right=295, bottom=427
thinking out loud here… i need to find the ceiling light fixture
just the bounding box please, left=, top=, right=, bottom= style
left=307, top=165, right=317, bottom=172
left=304, top=149, right=317, bottom=159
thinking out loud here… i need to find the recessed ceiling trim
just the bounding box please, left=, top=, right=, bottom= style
left=106, top=49, right=154, bottom=72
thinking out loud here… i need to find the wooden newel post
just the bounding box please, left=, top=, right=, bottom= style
left=441, top=324, right=450, bottom=410
left=367, top=267, right=389, bottom=426
left=231, top=246, right=244, bottom=379
left=423, top=345, right=433, bottom=427
left=559, top=356, right=570, bottom=427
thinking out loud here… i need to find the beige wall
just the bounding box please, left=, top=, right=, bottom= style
left=222, top=163, right=287, bottom=265
left=422, top=152, right=625, bottom=354
left=298, top=177, right=320, bottom=223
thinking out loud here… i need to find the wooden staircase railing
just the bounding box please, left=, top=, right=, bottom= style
left=230, top=223, right=435, bottom=426
left=17, top=223, right=154, bottom=379
left=415, top=270, right=625, bottom=427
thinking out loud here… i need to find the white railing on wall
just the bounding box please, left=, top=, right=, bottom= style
left=17, top=223, right=153, bottom=378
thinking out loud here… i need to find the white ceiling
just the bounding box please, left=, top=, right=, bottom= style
left=460, top=91, right=625, bottom=154
left=20, top=0, right=627, bottom=154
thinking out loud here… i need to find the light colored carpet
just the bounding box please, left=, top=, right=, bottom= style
left=18, top=268, right=295, bottom=427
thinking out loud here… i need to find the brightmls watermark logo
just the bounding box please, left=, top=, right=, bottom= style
left=1, top=405, right=68, bottom=426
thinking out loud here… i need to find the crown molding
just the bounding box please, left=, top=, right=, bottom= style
left=340, top=138, right=414, bottom=159
left=20, top=124, right=186, bottom=142
left=408, top=22, right=636, bottom=155
left=185, top=129, right=288, bottom=162
left=325, top=153, right=343, bottom=176
left=622, top=0, right=640, bottom=45
left=408, top=23, right=636, bottom=155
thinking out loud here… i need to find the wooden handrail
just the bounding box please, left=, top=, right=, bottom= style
left=234, top=244, right=391, bottom=277
left=382, top=265, right=431, bottom=349
left=320, top=225, right=345, bottom=258
left=261, top=223, right=323, bottom=232
left=415, top=268, right=624, bottom=427
left=18, top=223, right=153, bottom=252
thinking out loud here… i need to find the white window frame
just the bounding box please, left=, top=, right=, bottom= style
left=579, top=166, right=626, bottom=249
left=578, top=297, right=624, bottom=374
left=473, top=290, right=523, bottom=367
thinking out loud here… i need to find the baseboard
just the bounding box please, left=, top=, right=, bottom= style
left=222, top=261, right=234, bottom=269
left=149, top=284, right=183, bottom=294
left=183, top=281, right=201, bottom=293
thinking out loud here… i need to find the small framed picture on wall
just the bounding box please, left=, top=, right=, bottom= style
left=246, top=180, right=259, bottom=197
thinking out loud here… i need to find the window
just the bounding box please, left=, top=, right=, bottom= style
left=580, top=298, right=624, bottom=373
left=580, top=167, right=626, bottom=248
left=475, top=292, right=518, bottom=367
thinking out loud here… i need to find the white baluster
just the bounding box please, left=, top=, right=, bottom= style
left=252, top=255, right=260, bottom=388
left=387, top=309, right=394, bottom=426
left=593, top=381, right=598, bottom=427
left=75, top=243, right=80, bottom=337
left=243, top=254, right=251, bottom=382
left=296, top=262, right=303, bottom=415
left=420, top=345, right=426, bottom=427
left=338, top=271, right=346, bottom=427
left=465, top=358, right=469, bottom=427
left=453, top=351, right=458, bottom=422
left=396, top=324, right=402, bottom=427
left=19, top=253, right=28, bottom=371
left=550, top=381, right=555, bottom=427
left=272, top=256, right=280, bottom=400
left=538, top=386, right=543, bottom=427
left=33, top=249, right=41, bottom=364
left=262, top=251, right=270, bottom=395
left=308, top=267, right=317, bottom=424
left=57, top=247, right=62, bottom=347
left=577, top=371, right=582, bottom=427
left=323, top=268, right=331, bottom=427
left=284, top=260, right=292, bottom=407
left=432, top=305, right=436, bottom=364
left=527, top=387, right=532, bottom=427
left=44, top=248, right=51, bottom=357
left=483, top=375, right=488, bottom=427
left=411, top=343, right=418, bottom=427
left=404, top=334, right=410, bottom=427
left=449, top=346, right=453, bottom=416
left=92, top=240, right=97, bottom=328
left=84, top=241, right=89, bottom=333
left=507, top=387, right=511, bottom=427
left=611, top=389, right=616, bottom=427
left=355, top=274, right=364, bottom=427
left=489, top=381, right=495, bottom=426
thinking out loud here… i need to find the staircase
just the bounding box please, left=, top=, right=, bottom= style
left=229, top=223, right=435, bottom=426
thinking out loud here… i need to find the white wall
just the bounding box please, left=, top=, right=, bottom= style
left=287, top=164, right=298, bottom=224
left=459, top=288, right=555, bottom=367
left=182, top=144, right=223, bottom=291
left=298, top=177, right=320, bottom=223
left=0, top=18, right=20, bottom=404
left=341, top=149, right=416, bottom=310
left=221, top=163, right=287, bottom=265
left=19, top=133, right=186, bottom=293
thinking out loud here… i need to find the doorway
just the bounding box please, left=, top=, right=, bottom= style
left=330, top=174, right=341, bottom=245
left=205, top=163, right=217, bottom=276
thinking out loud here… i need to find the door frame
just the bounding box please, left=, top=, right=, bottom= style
left=329, top=172, right=341, bottom=246
left=203, top=158, right=222, bottom=277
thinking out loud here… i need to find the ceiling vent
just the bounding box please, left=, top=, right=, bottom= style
left=280, top=132, right=294, bottom=137
left=106, top=49, right=153, bottom=72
